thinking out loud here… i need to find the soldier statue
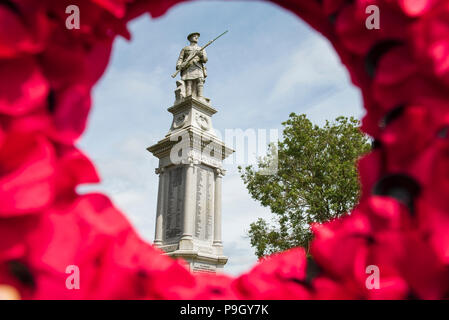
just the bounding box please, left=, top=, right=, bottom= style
left=172, top=31, right=227, bottom=104
left=176, top=32, right=207, bottom=100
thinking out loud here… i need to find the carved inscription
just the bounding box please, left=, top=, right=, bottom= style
left=195, top=165, right=214, bottom=241
left=165, top=167, right=183, bottom=240
left=192, top=262, right=216, bottom=274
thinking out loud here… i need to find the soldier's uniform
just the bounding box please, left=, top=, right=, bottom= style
left=176, top=32, right=208, bottom=99
left=176, top=44, right=208, bottom=81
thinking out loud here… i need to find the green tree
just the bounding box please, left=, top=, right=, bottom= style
left=239, top=113, right=371, bottom=258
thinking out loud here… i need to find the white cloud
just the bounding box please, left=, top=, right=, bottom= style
left=220, top=173, right=272, bottom=275
left=268, top=37, right=351, bottom=104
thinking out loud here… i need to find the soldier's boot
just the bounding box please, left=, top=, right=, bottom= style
left=185, top=81, right=192, bottom=97
left=197, top=79, right=204, bottom=99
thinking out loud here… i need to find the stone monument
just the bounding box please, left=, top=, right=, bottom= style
left=147, top=32, right=233, bottom=273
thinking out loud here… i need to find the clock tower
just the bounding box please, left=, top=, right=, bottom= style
left=147, top=93, right=233, bottom=273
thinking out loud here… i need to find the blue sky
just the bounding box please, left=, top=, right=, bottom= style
left=78, top=0, right=364, bottom=275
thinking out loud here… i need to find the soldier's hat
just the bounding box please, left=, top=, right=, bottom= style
left=187, top=32, right=200, bottom=41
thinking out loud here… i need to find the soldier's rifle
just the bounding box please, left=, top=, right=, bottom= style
left=171, top=30, right=228, bottom=79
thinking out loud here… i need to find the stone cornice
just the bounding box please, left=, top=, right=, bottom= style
left=168, top=96, right=217, bottom=116
left=147, top=127, right=234, bottom=160
left=168, top=250, right=228, bottom=265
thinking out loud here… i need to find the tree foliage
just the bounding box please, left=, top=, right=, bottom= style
left=239, top=113, right=371, bottom=258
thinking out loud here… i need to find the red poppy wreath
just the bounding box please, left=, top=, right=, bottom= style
left=0, top=0, right=449, bottom=300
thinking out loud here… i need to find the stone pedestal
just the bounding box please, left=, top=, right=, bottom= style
left=147, top=96, right=234, bottom=273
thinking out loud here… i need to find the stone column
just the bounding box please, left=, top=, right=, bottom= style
left=154, top=167, right=165, bottom=246
left=213, top=168, right=224, bottom=246
left=180, top=157, right=195, bottom=249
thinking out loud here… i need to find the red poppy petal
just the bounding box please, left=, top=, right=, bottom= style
left=0, top=57, right=49, bottom=116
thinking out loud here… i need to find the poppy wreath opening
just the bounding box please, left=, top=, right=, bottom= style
left=0, top=0, right=448, bottom=299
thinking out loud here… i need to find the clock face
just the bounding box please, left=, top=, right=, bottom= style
left=173, top=113, right=187, bottom=129
left=196, top=113, right=210, bottom=131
